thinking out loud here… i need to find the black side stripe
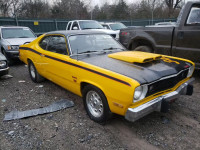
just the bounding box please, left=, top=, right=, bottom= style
left=20, top=47, right=131, bottom=87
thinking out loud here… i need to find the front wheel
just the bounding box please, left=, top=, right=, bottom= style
left=134, top=46, right=153, bottom=53
left=28, top=60, right=45, bottom=83
left=82, top=85, right=112, bottom=124
left=1, top=49, right=14, bottom=65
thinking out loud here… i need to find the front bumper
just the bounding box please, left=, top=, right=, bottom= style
left=125, top=77, right=195, bottom=122
left=0, top=67, right=9, bottom=77
left=5, top=50, right=19, bottom=59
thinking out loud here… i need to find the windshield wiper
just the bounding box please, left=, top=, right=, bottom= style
left=18, top=36, right=30, bottom=38
left=77, top=50, right=98, bottom=54
left=103, top=47, right=124, bottom=51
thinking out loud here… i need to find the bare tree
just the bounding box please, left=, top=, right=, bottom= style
left=0, top=0, right=12, bottom=17
left=10, top=0, right=21, bottom=17
left=18, top=0, right=51, bottom=18
left=165, top=0, right=182, bottom=17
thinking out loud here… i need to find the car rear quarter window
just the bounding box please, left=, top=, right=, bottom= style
left=186, top=5, right=200, bottom=25
left=39, top=36, right=51, bottom=50
left=47, top=35, right=68, bottom=55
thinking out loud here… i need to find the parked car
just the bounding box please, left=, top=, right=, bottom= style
left=0, top=52, right=9, bottom=77
left=0, top=26, right=36, bottom=64
left=19, top=30, right=194, bottom=123
left=119, top=1, right=200, bottom=69
left=101, top=22, right=127, bottom=40
left=101, top=22, right=127, bottom=31
left=66, top=20, right=118, bottom=39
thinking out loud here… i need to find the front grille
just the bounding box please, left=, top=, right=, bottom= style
left=146, top=69, right=189, bottom=96
left=110, top=34, right=116, bottom=38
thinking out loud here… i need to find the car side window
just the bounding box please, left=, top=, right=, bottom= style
left=39, top=36, right=51, bottom=50
left=102, top=25, right=110, bottom=29
left=72, top=22, right=79, bottom=30
left=67, top=22, right=72, bottom=30
left=186, top=6, right=200, bottom=25
left=47, top=35, right=68, bottom=55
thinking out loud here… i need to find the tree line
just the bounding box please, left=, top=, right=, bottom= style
left=0, top=0, right=184, bottom=20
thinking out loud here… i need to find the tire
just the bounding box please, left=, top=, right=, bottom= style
left=134, top=46, right=153, bottom=53
left=28, top=60, right=45, bottom=83
left=82, top=85, right=112, bottom=124
left=1, top=49, right=14, bottom=65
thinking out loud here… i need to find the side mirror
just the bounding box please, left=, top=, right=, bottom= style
left=72, top=26, right=78, bottom=30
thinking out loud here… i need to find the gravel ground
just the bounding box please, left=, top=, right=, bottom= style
left=0, top=62, right=200, bottom=150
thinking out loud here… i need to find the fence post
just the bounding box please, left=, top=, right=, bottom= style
left=15, top=16, right=18, bottom=26
left=55, top=19, right=58, bottom=30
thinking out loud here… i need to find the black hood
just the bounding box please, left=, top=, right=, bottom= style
left=77, top=53, right=190, bottom=84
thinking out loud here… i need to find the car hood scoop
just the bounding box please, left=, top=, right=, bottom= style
left=108, top=51, right=162, bottom=63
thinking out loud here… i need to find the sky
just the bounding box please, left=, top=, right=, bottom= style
left=89, top=0, right=196, bottom=7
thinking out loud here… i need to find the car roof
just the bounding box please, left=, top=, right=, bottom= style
left=46, top=30, right=107, bottom=36
left=69, top=20, right=98, bottom=22
left=101, top=22, right=122, bottom=25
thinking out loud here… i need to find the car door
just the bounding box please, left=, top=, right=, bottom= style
left=39, top=34, right=76, bottom=91
left=173, top=4, right=200, bottom=64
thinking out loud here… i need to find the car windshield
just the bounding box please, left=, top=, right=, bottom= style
left=68, top=34, right=124, bottom=55
left=2, top=28, right=36, bottom=39
left=79, top=21, right=104, bottom=30
left=109, top=23, right=126, bottom=30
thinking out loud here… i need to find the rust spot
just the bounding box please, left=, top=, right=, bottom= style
left=113, top=102, right=124, bottom=108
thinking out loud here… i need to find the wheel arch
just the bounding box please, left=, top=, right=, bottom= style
left=80, top=81, right=106, bottom=98
left=27, top=58, right=34, bottom=65
left=129, top=37, right=155, bottom=51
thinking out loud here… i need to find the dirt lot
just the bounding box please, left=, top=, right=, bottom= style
left=0, top=62, right=200, bottom=150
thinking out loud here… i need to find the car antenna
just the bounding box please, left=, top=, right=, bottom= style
left=77, top=49, right=78, bottom=61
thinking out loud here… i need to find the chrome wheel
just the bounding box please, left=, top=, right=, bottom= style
left=30, top=64, right=36, bottom=79
left=86, top=91, right=104, bottom=118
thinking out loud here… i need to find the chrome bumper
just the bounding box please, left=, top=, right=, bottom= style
left=0, top=67, right=9, bottom=76
left=125, top=77, right=195, bottom=122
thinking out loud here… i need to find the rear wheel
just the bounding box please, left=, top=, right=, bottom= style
left=82, top=85, right=112, bottom=124
left=134, top=46, right=153, bottom=53
left=28, top=60, right=45, bottom=83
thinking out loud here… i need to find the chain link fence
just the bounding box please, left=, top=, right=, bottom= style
left=0, top=17, right=176, bottom=35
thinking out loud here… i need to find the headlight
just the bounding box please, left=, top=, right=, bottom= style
left=0, top=60, right=7, bottom=68
left=7, top=45, right=19, bottom=50
left=187, top=65, right=194, bottom=77
left=11, top=45, right=19, bottom=50
left=133, top=85, right=148, bottom=102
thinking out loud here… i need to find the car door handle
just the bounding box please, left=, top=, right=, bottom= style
left=40, top=54, right=45, bottom=57
left=178, top=32, right=184, bottom=39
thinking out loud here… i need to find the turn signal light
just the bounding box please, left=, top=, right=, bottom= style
left=121, top=32, right=128, bottom=36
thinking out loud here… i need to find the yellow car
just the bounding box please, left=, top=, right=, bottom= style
left=19, top=30, right=195, bottom=123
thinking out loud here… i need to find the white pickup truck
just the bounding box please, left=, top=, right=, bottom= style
left=66, top=20, right=119, bottom=40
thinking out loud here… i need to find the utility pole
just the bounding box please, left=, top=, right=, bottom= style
left=90, top=9, right=93, bottom=20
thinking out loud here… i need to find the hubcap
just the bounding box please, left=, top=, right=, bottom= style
left=86, top=91, right=104, bottom=118
left=30, top=64, right=36, bottom=79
